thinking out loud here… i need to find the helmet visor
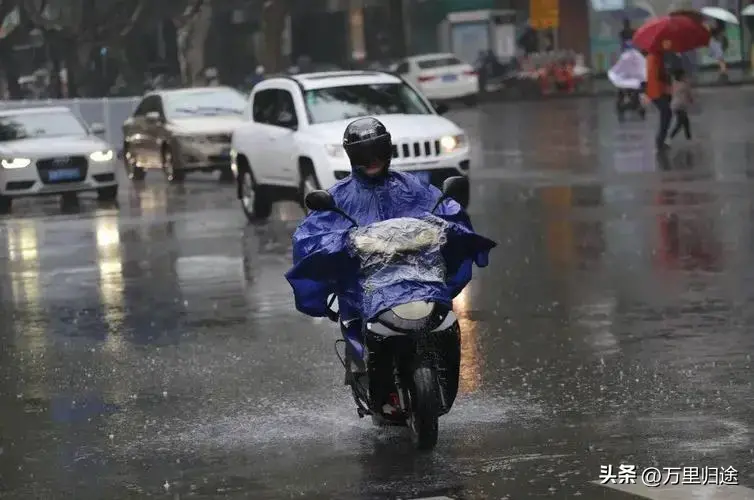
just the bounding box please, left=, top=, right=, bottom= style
left=345, top=135, right=392, bottom=168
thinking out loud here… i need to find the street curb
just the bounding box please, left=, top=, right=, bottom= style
left=478, top=78, right=754, bottom=103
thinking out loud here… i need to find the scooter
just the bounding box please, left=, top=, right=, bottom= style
left=304, top=177, right=470, bottom=450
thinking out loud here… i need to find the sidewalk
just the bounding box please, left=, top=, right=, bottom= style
left=481, top=67, right=754, bottom=102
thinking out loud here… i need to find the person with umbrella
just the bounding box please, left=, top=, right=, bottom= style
left=700, top=7, right=740, bottom=79
left=632, top=12, right=711, bottom=150
left=709, top=20, right=729, bottom=80
left=645, top=43, right=673, bottom=150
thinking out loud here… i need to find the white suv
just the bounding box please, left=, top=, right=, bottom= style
left=229, top=70, right=470, bottom=220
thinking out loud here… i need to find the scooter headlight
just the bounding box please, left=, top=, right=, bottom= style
left=391, top=301, right=434, bottom=320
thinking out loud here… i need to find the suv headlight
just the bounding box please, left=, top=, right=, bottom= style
left=440, top=134, right=466, bottom=153
left=325, top=144, right=346, bottom=158
left=89, top=150, right=114, bottom=162
left=1, top=158, right=31, bottom=169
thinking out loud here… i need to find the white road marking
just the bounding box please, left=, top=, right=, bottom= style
left=593, top=481, right=754, bottom=499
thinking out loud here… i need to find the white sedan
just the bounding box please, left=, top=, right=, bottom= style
left=0, top=106, right=118, bottom=213
left=392, top=53, right=479, bottom=104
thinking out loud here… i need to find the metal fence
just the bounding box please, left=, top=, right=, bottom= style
left=0, top=97, right=141, bottom=150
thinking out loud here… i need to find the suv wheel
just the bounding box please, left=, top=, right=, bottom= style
left=240, top=168, right=271, bottom=221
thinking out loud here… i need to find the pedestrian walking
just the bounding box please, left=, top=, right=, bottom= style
left=669, top=68, right=693, bottom=140
left=644, top=47, right=673, bottom=150
left=709, top=20, right=729, bottom=80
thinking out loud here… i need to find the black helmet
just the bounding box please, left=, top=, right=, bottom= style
left=342, top=117, right=392, bottom=178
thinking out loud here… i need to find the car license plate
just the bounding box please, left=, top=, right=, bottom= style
left=442, top=74, right=457, bottom=82
left=411, top=171, right=431, bottom=184
left=48, top=168, right=81, bottom=182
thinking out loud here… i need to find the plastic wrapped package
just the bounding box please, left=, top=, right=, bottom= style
left=348, top=215, right=448, bottom=294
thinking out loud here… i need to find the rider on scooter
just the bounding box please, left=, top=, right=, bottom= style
left=287, top=117, right=491, bottom=415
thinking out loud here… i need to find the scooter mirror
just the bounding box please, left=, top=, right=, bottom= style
left=442, top=176, right=470, bottom=209
left=305, top=190, right=336, bottom=211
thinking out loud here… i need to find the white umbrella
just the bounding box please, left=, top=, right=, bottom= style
left=742, top=4, right=754, bottom=16
left=700, top=6, right=739, bottom=24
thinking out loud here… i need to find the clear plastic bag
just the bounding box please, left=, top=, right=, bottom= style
left=348, top=215, right=448, bottom=294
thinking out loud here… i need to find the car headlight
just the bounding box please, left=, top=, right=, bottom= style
left=325, top=144, right=346, bottom=158
left=1, top=157, right=31, bottom=169
left=89, top=150, right=114, bottom=162
left=440, top=134, right=466, bottom=153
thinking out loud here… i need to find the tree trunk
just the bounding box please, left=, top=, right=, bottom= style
left=176, top=0, right=213, bottom=86
left=261, top=0, right=290, bottom=72
left=0, top=44, right=22, bottom=99
left=0, top=3, right=24, bottom=99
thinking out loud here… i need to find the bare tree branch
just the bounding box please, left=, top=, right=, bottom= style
left=118, top=0, right=145, bottom=37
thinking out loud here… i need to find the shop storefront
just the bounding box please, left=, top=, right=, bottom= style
left=587, top=0, right=743, bottom=74
left=409, top=0, right=520, bottom=56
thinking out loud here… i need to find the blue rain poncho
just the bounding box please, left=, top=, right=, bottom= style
left=285, top=171, right=496, bottom=321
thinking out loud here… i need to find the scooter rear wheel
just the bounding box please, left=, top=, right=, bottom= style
left=408, top=366, right=440, bottom=450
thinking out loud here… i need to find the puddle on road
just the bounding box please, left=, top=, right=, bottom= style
left=120, top=391, right=544, bottom=458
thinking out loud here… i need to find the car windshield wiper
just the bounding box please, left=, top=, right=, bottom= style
left=173, top=107, right=199, bottom=114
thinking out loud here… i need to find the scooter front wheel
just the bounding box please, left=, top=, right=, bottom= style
left=408, top=366, right=440, bottom=450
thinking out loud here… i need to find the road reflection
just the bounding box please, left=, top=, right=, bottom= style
left=653, top=188, right=723, bottom=272
left=541, top=186, right=575, bottom=270
left=6, top=220, right=41, bottom=308
left=454, top=284, right=480, bottom=394
left=95, top=217, right=126, bottom=353
left=540, top=185, right=605, bottom=272
left=4, top=220, right=46, bottom=402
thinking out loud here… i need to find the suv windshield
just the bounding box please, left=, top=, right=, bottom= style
left=164, top=88, right=246, bottom=118
left=0, top=110, right=88, bottom=141
left=304, top=83, right=432, bottom=124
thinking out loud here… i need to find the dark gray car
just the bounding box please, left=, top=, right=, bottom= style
left=122, top=87, right=246, bottom=183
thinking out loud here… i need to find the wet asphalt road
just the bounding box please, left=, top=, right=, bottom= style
left=3, top=87, right=754, bottom=500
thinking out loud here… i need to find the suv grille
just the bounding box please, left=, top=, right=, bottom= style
left=391, top=139, right=442, bottom=159
left=36, top=156, right=88, bottom=184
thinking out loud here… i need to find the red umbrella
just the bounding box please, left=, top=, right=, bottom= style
left=632, top=14, right=711, bottom=53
